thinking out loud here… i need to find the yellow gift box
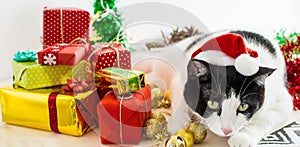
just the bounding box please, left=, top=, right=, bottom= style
left=0, top=86, right=99, bottom=136
left=12, top=60, right=87, bottom=90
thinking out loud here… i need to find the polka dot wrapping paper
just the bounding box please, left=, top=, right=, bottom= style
left=37, top=44, right=88, bottom=65
left=42, top=7, right=90, bottom=48
left=93, top=44, right=131, bottom=72
left=12, top=60, right=87, bottom=90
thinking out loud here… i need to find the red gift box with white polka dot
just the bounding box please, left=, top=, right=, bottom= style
left=94, top=44, right=131, bottom=72
left=42, top=7, right=90, bottom=48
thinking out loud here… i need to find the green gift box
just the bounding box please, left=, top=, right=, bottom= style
left=12, top=60, right=87, bottom=90
left=96, top=67, right=145, bottom=95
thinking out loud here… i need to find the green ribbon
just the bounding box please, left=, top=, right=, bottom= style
left=13, top=50, right=37, bottom=62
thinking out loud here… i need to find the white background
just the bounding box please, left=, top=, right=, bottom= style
left=0, top=0, right=300, bottom=81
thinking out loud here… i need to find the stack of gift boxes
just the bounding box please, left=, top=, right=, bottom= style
left=0, top=7, right=151, bottom=145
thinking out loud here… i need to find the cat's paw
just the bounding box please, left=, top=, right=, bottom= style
left=228, top=132, right=256, bottom=147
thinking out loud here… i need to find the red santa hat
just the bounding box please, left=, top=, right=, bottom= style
left=191, top=33, right=259, bottom=76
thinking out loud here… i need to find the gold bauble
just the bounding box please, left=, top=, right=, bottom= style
left=163, top=98, right=171, bottom=108
left=150, top=112, right=166, bottom=122
left=145, top=119, right=163, bottom=139
left=175, top=129, right=194, bottom=147
left=165, top=90, right=171, bottom=100
left=152, top=87, right=164, bottom=98
left=151, top=87, right=164, bottom=108
left=165, top=135, right=186, bottom=147
left=187, top=121, right=207, bottom=144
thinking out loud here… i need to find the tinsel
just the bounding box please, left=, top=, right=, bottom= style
left=93, top=0, right=116, bottom=14
left=276, top=29, right=300, bottom=110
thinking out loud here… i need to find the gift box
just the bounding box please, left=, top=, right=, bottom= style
left=95, top=67, right=145, bottom=95
left=97, top=84, right=151, bottom=144
left=93, top=44, right=131, bottom=72
left=42, top=7, right=90, bottom=48
left=0, top=86, right=99, bottom=136
left=38, top=43, right=88, bottom=65
left=12, top=60, right=86, bottom=90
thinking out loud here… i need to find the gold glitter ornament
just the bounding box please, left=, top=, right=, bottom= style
left=175, top=129, right=194, bottom=147
left=145, top=119, right=164, bottom=139
left=162, top=98, right=171, bottom=108
left=151, top=87, right=164, bottom=108
left=150, top=112, right=166, bottom=122
left=165, top=135, right=186, bottom=147
left=165, top=90, right=171, bottom=100
left=187, top=121, right=207, bottom=144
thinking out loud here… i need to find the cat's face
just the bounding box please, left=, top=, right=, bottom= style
left=184, top=59, right=274, bottom=137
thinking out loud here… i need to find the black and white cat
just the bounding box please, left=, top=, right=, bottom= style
left=182, top=30, right=293, bottom=146
left=134, top=30, right=293, bottom=146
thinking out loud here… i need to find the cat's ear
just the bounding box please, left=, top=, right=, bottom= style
left=253, top=67, right=276, bottom=84
left=187, top=59, right=209, bottom=78
left=256, top=67, right=276, bottom=77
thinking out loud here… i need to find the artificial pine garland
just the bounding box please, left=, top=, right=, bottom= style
left=276, top=30, right=300, bottom=110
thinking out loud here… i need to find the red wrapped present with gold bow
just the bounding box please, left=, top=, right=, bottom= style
left=38, top=43, right=88, bottom=65
left=42, top=7, right=90, bottom=48
left=92, top=43, right=131, bottom=72
left=97, top=84, right=151, bottom=144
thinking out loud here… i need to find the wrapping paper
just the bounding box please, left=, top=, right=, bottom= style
left=97, top=84, right=151, bottom=144
left=0, top=86, right=99, bottom=136
left=12, top=60, right=86, bottom=90
left=93, top=44, right=131, bottom=72
left=96, top=67, right=145, bottom=95
left=38, top=44, right=88, bottom=65
left=42, top=7, right=90, bottom=48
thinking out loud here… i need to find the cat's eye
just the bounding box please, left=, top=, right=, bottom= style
left=207, top=101, right=219, bottom=109
left=238, top=103, right=249, bottom=111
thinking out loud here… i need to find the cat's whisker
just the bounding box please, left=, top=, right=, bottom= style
left=218, top=67, right=227, bottom=87
left=241, top=93, right=264, bottom=100
left=238, top=77, right=248, bottom=96
left=209, top=90, right=221, bottom=97
left=210, top=73, right=222, bottom=94
left=240, top=78, right=259, bottom=96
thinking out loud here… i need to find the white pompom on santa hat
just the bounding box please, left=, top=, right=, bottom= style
left=191, top=33, right=259, bottom=76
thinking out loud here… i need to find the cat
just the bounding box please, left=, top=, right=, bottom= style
left=133, top=30, right=293, bottom=146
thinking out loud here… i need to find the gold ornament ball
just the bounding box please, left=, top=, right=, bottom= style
left=165, top=135, right=186, bottom=147
left=151, top=87, right=164, bottom=108
left=165, top=90, right=171, bottom=100
left=146, top=118, right=161, bottom=127
left=145, top=119, right=163, bottom=139
left=175, top=129, right=194, bottom=147
left=145, top=123, right=161, bottom=139
left=151, top=87, right=164, bottom=99
left=150, top=112, right=166, bottom=122
left=163, top=98, right=171, bottom=108
left=187, top=121, right=207, bottom=144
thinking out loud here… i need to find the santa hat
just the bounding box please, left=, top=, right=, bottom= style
left=191, top=33, right=259, bottom=76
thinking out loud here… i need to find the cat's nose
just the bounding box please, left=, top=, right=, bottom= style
left=221, top=128, right=232, bottom=135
